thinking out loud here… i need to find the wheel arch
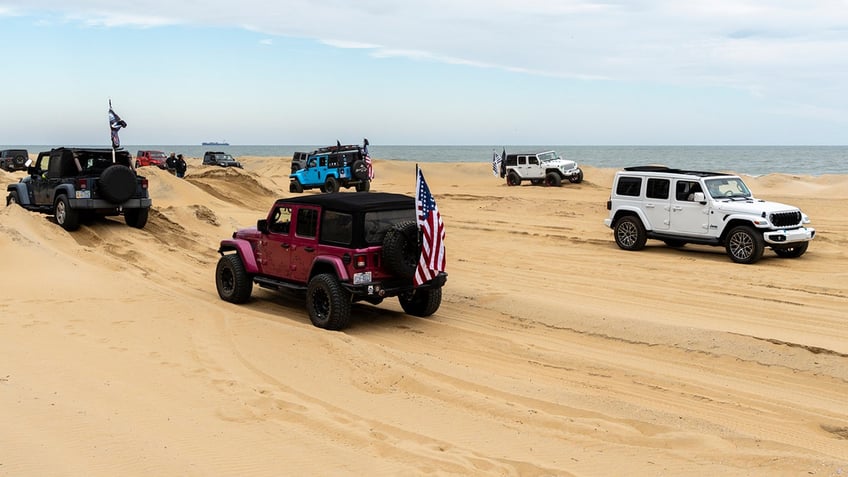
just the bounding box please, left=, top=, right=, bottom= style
left=611, top=207, right=651, bottom=231
left=218, top=239, right=260, bottom=274
left=7, top=183, right=32, bottom=205
left=309, top=256, right=349, bottom=282
left=718, top=218, right=757, bottom=243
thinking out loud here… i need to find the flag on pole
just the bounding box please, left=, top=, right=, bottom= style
left=414, top=165, right=446, bottom=287
left=108, top=101, right=127, bottom=149
left=492, top=150, right=502, bottom=176
left=363, top=138, right=374, bottom=179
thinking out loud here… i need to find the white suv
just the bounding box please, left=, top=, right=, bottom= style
left=499, top=150, right=583, bottom=186
left=603, top=166, right=815, bottom=264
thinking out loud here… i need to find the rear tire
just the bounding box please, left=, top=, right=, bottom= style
left=725, top=226, right=764, bottom=264
left=98, top=165, right=136, bottom=203
left=306, top=273, right=351, bottom=330
left=216, top=254, right=253, bottom=303
left=399, top=287, right=442, bottom=317
left=613, top=216, right=646, bottom=251
left=352, top=160, right=369, bottom=181
left=54, top=195, right=80, bottom=231
left=324, top=176, right=339, bottom=193
left=355, top=180, right=371, bottom=192
left=506, top=171, right=521, bottom=186
left=124, top=208, right=149, bottom=229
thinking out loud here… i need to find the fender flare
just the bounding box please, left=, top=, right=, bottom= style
left=218, top=239, right=260, bottom=274
left=7, top=182, right=33, bottom=205
left=611, top=206, right=653, bottom=231
left=310, top=256, right=350, bottom=282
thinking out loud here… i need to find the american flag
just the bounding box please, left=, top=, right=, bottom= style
left=108, top=101, right=127, bottom=149
left=414, top=166, right=446, bottom=287
left=492, top=150, right=502, bottom=176
left=363, top=138, right=374, bottom=179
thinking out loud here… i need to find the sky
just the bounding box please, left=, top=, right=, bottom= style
left=0, top=1, right=846, bottom=146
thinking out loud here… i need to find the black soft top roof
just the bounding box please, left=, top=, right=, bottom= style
left=276, top=192, right=414, bottom=213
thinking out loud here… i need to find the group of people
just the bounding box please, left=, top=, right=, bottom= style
left=166, top=152, right=187, bottom=178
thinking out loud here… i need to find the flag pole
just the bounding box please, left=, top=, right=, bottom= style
left=109, top=99, right=116, bottom=163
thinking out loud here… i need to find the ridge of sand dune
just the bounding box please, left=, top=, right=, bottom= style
left=1, top=159, right=846, bottom=475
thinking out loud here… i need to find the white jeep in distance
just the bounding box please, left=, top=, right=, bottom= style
left=603, top=166, right=815, bottom=264
left=499, top=150, right=583, bottom=186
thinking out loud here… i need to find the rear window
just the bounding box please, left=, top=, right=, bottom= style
left=616, top=176, right=642, bottom=196
left=364, top=209, right=416, bottom=245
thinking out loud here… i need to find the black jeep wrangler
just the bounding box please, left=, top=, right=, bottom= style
left=5, top=147, right=152, bottom=231
left=202, top=151, right=243, bottom=168
left=0, top=149, right=29, bottom=172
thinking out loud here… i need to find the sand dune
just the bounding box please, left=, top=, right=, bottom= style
left=1, top=157, right=846, bottom=476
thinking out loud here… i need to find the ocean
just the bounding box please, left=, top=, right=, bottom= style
left=7, top=145, right=847, bottom=176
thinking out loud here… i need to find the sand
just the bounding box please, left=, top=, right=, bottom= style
left=1, top=156, right=846, bottom=476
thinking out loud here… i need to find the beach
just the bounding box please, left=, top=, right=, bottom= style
left=1, top=157, right=847, bottom=475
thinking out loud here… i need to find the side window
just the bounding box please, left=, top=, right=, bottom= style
left=675, top=180, right=702, bottom=201
left=505, top=156, right=517, bottom=167
left=307, top=158, right=317, bottom=168
left=319, top=157, right=327, bottom=167
left=528, top=157, right=539, bottom=165
left=296, top=208, right=318, bottom=238
left=646, top=178, right=670, bottom=199
left=518, top=156, right=526, bottom=165
left=269, top=206, right=292, bottom=234
left=320, top=210, right=352, bottom=245
left=616, top=176, right=642, bottom=197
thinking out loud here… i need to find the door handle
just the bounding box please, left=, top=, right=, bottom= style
left=304, top=246, right=315, bottom=252
left=645, top=204, right=655, bottom=208
left=281, top=243, right=290, bottom=248
left=672, top=206, right=683, bottom=211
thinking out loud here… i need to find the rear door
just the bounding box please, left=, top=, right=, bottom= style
left=288, top=206, right=320, bottom=283
left=643, top=178, right=671, bottom=230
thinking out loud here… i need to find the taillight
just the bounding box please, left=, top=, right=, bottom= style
left=141, top=178, right=149, bottom=189
left=353, top=254, right=367, bottom=269
left=76, top=178, right=87, bottom=190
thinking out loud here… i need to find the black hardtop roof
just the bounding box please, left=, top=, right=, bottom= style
left=276, top=192, right=414, bottom=213
left=622, top=165, right=730, bottom=177
left=44, top=147, right=129, bottom=154
left=310, top=144, right=362, bottom=155
left=1, top=148, right=28, bottom=153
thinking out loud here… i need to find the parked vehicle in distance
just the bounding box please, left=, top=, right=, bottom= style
left=202, top=151, right=243, bottom=168
left=215, top=192, right=447, bottom=330
left=0, top=149, right=29, bottom=172
left=135, top=150, right=168, bottom=169
left=603, top=165, right=815, bottom=264
left=289, top=143, right=370, bottom=193
left=6, top=147, right=152, bottom=231
left=499, top=150, right=583, bottom=187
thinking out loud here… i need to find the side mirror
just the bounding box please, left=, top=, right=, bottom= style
left=27, top=166, right=39, bottom=176
left=257, top=219, right=269, bottom=234
left=692, top=192, right=706, bottom=203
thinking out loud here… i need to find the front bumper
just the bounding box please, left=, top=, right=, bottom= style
left=763, top=227, right=815, bottom=245
left=68, top=197, right=152, bottom=209
left=343, top=272, right=448, bottom=298
left=563, top=167, right=582, bottom=178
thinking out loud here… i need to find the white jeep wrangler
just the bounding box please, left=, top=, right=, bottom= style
left=603, top=166, right=815, bottom=264
left=499, top=150, right=583, bottom=186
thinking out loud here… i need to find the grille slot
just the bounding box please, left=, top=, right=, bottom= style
left=770, top=211, right=801, bottom=227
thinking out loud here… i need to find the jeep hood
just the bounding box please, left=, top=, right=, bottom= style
left=713, top=198, right=800, bottom=215
left=234, top=227, right=261, bottom=240
left=548, top=158, right=579, bottom=169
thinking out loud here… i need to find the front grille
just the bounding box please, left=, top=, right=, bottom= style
left=770, top=211, right=801, bottom=227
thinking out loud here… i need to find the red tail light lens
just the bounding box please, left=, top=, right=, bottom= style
left=353, top=254, right=367, bottom=269
left=76, top=178, right=87, bottom=189
left=141, top=178, right=149, bottom=189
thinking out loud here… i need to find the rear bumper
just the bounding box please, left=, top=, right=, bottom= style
left=68, top=197, right=152, bottom=209
left=343, top=272, right=448, bottom=298
left=763, top=227, right=815, bottom=245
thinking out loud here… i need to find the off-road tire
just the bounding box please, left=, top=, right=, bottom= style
left=6, top=190, right=19, bottom=206
left=98, top=164, right=136, bottom=203
left=12, top=153, right=26, bottom=169
left=124, top=207, right=149, bottom=229
left=773, top=242, right=808, bottom=259
left=306, top=273, right=351, bottom=330
left=725, top=225, right=764, bottom=264
left=382, top=220, right=419, bottom=278
left=352, top=160, right=369, bottom=181
left=506, top=171, right=521, bottom=186
left=545, top=172, right=562, bottom=187
left=215, top=254, right=253, bottom=303
left=614, top=215, right=647, bottom=251
left=324, top=176, right=340, bottom=193
left=54, top=195, right=80, bottom=231
left=135, top=161, right=141, bottom=169
left=399, top=287, right=442, bottom=317
left=290, top=179, right=304, bottom=193
left=355, top=180, right=371, bottom=192
left=569, top=170, right=584, bottom=184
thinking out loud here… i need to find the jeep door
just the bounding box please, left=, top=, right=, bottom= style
left=288, top=206, right=320, bottom=283
left=259, top=206, right=294, bottom=278
left=30, top=153, right=54, bottom=205
left=643, top=178, right=671, bottom=230
left=670, top=180, right=709, bottom=235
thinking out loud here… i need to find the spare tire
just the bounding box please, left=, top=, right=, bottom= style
left=382, top=220, right=420, bottom=278
left=13, top=154, right=26, bottom=167
left=98, top=164, right=136, bottom=203
left=352, top=160, right=369, bottom=181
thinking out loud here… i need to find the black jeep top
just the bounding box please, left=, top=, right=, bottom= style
left=275, top=192, right=413, bottom=213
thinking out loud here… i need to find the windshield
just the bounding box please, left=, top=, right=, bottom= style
left=364, top=209, right=416, bottom=245
left=536, top=151, right=559, bottom=162
left=214, top=154, right=235, bottom=161
left=150, top=152, right=167, bottom=160
left=705, top=177, right=751, bottom=199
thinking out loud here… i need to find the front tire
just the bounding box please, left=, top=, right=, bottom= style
left=399, top=287, right=442, bottom=317
left=289, top=179, right=304, bottom=193
left=6, top=190, right=19, bottom=207
left=725, top=226, right=764, bottom=264
left=216, top=254, right=253, bottom=303
left=306, top=274, right=351, bottom=330
left=545, top=172, right=562, bottom=187
left=773, top=242, right=808, bottom=258
left=54, top=195, right=80, bottom=231
left=569, top=170, right=584, bottom=184
left=613, top=216, right=647, bottom=251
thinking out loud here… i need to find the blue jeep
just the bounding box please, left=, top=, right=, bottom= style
left=289, top=143, right=371, bottom=193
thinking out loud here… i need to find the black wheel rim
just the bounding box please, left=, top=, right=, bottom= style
left=312, top=287, right=330, bottom=320
left=221, top=267, right=235, bottom=294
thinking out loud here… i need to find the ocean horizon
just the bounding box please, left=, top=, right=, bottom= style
left=5, top=145, right=847, bottom=176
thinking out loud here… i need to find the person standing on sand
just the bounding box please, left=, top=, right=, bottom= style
left=175, top=154, right=187, bottom=178
left=166, top=152, right=177, bottom=174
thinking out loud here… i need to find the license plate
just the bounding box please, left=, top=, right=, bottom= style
left=353, top=272, right=372, bottom=285
left=75, top=190, right=91, bottom=199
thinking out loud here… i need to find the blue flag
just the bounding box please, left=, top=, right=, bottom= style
left=108, top=103, right=127, bottom=148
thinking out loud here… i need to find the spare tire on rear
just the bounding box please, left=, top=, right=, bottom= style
left=352, top=160, right=369, bottom=181
left=382, top=220, right=419, bottom=278
left=98, top=165, right=136, bottom=203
